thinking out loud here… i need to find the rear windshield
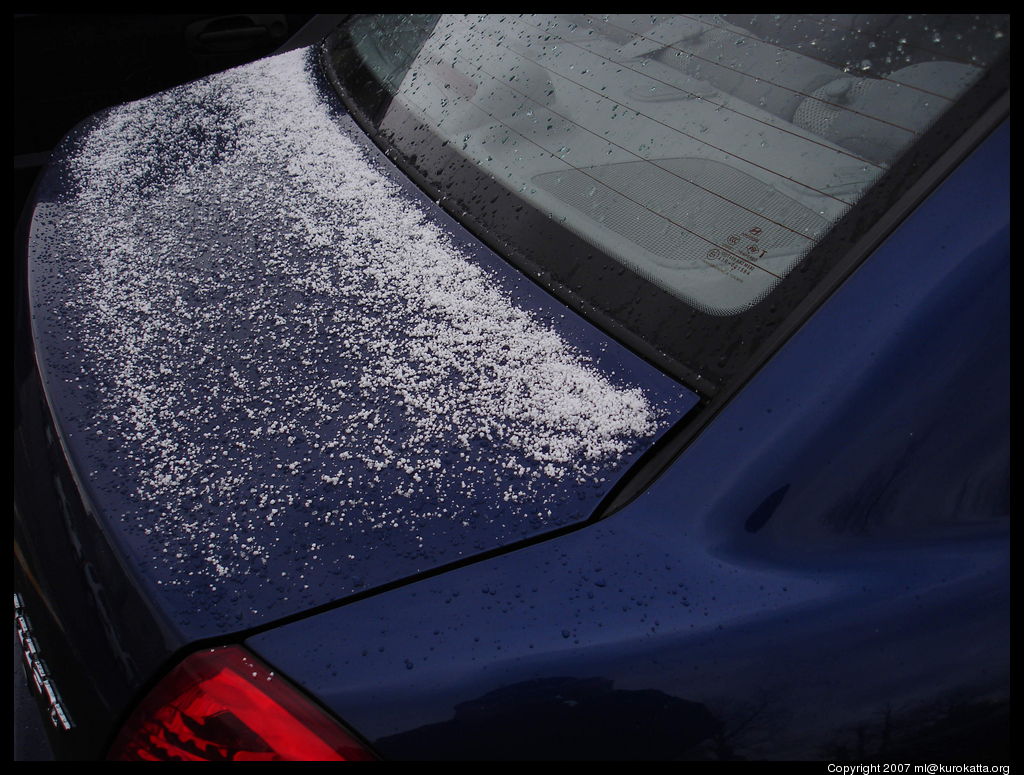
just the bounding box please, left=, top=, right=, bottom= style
left=324, top=14, right=1009, bottom=391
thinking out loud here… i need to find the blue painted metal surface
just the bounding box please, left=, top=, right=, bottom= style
left=15, top=61, right=696, bottom=758
left=14, top=34, right=1008, bottom=758
left=24, top=89, right=697, bottom=643
left=247, top=123, right=1009, bottom=760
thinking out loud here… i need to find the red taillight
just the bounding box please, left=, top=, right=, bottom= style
left=107, top=645, right=375, bottom=761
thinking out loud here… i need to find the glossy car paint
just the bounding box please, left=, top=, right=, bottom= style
left=26, top=92, right=697, bottom=637
left=246, top=122, right=1010, bottom=760
left=15, top=49, right=696, bottom=758
left=13, top=31, right=1008, bottom=761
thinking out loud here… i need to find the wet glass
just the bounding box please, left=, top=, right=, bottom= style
left=325, top=14, right=1009, bottom=388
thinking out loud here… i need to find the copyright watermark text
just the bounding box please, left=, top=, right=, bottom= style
left=827, top=765, right=1009, bottom=775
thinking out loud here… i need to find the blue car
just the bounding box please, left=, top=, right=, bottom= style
left=15, top=14, right=1009, bottom=761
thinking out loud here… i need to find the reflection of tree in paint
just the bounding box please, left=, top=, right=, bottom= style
left=376, top=676, right=723, bottom=760
left=690, top=688, right=790, bottom=761
left=376, top=678, right=1008, bottom=760
left=819, top=691, right=1009, bottom=762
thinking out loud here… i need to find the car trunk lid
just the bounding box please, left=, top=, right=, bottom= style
left=26, top=47, right=698, bottom=641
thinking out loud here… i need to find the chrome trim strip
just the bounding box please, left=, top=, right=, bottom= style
left=14, top=592, right=74, bottom=731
